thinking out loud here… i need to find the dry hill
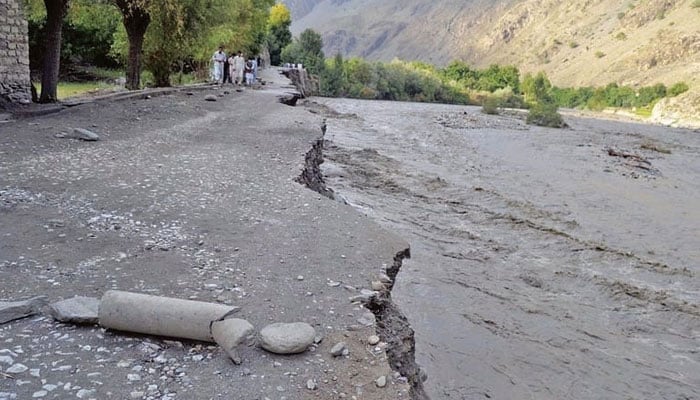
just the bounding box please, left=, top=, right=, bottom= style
left=283, top=0, right=700, bottom=127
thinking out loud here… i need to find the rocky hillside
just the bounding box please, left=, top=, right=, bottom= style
left=283, top=0, right=700, bottom=126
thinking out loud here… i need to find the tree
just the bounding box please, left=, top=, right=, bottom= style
left=39, top=0, right=70, bottom=103
left=282, top=28, right=325, bottom=75
left=320, top=53, right=347, bottom=96
left=521, top=71, right=552, bottom=104
left=113, top=0, right=150, bottom=90
left=266, top=3, right=291, bottom=66
left=477, top=64, right=520, bottom=93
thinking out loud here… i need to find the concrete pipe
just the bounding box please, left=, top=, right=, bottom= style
left=99, top=290, right=237, bottom=342
left=211, top=318, right=254, bottom=364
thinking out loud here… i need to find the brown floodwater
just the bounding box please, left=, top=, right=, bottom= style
left=310, top=98, right=700, bottom=399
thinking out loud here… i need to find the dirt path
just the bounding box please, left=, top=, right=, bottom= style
left=0, top=71, right=413, bottom=400
left=311, top=98, right=700, bottom=399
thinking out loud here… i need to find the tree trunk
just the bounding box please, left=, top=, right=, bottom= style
left=39, top=0, right=69, bottom=103
left=114, top=0, right=150, bottom=90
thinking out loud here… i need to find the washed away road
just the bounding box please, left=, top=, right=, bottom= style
left=310, top=98, right=700, bottom=399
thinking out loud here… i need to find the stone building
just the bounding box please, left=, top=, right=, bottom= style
left=0, top=0, right=31, bottom=107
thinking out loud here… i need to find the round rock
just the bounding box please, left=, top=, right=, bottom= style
left=259, top=322, right=316, bottom=354
left=330, top=342, right=347, bottom=357
left=375, top=375, right=387, bottom=388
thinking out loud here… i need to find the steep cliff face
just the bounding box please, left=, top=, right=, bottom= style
left=282, top=0, right=700, bottom=91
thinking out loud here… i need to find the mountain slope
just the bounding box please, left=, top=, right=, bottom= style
left=282, top=0, right=699, bottom=93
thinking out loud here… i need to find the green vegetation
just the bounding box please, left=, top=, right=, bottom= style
left=266, top=3, right=293, bottom=67
left=481, top=96, right=500, bottom=115
left=281, top=29, right=326, bottom=75
left=521, top=72, right=565, bottom=128
left=668, top=82, right=689, bottom=97
left=549, top=81, right=683, bottom=111
left=316, top=57, right=469, bottom=104
left=615, top=32, right=627, bottom=40
left=25, top=0, right=277, bottom=91
left=568, top=41, right=579, bottom=48
left=35, top=81, right=118, bottom=99
left=595, top=51, right=606, bottom=58
left=527, top=102, right=566, bottom=128
left=306, top=38, right=690, bottom=120
left=693, top=0, right=700, bottom=8
left=25, top=0, right=121, bottom=71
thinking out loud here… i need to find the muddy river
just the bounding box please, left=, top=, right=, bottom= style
left=309, top=98, right=699, bottom=399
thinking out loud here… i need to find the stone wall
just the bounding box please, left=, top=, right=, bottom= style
left=0, top=0, right=31, bottom=107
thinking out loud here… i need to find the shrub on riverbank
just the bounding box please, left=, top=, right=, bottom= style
left=526, top=102, right=566, bottom=128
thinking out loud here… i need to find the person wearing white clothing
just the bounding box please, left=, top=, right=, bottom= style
left=233, top=52, right=245, bottom=85
left=211, top=46, right=226, bottom=84
left=227, top=53, right=236, bottom=84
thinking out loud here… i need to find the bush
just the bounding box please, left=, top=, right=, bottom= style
left=693, top=0, right=700, bottom=8
left=595, top=51, right=606, bottom=58
left=526, top=102, right=566, bottom=128
left=492, top=86, right=526, bottom=108
left=636, top=83, right=666, bottom=106
left=668, top=82, right=689, bottom=97
left=482, top=96, right=500, bottom=115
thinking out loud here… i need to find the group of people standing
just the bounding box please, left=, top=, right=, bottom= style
left=211, top=46, right=260, bottom=86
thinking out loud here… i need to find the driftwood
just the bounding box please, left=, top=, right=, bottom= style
left=606, top=148, right=657, bottom=173
left=607, top=148, right=652, bottom=164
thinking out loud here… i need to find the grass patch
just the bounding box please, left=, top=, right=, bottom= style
left=634, top=103, right=655, bottom=118
left=79, top=66, right=123, bottom=80
left=34, top=81, right=121, bottom=100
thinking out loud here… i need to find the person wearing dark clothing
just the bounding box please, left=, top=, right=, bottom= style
left=223, top=57, right=231, bottom=84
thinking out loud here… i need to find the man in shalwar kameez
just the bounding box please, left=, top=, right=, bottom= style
left=211, top=46, right=226, bottom=84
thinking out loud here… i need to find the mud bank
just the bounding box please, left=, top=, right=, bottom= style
left=296, top=123, right=428, bottom=399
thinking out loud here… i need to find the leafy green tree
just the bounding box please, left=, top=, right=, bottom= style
left=441, top=61, right=479, bottom=89
left=477, top=64, right=520, bottom=93
left=521, top=71, right=551, bottom=104
left=635, top=83, right=667, bottom=106
left=111, top=0, right=274, bottom=88
left=112, top=0, right=150, bottom=90
left=27, top=0, right=120, bottom=71
left=281, top=28, right=325, bottom=75
left=320, top=53, right=347, bottom=96
left=521, top=71, right=564, bottom=127
left=266, top=3, right=291, bottom=66
left=26, top=0, right=71, bottom=102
